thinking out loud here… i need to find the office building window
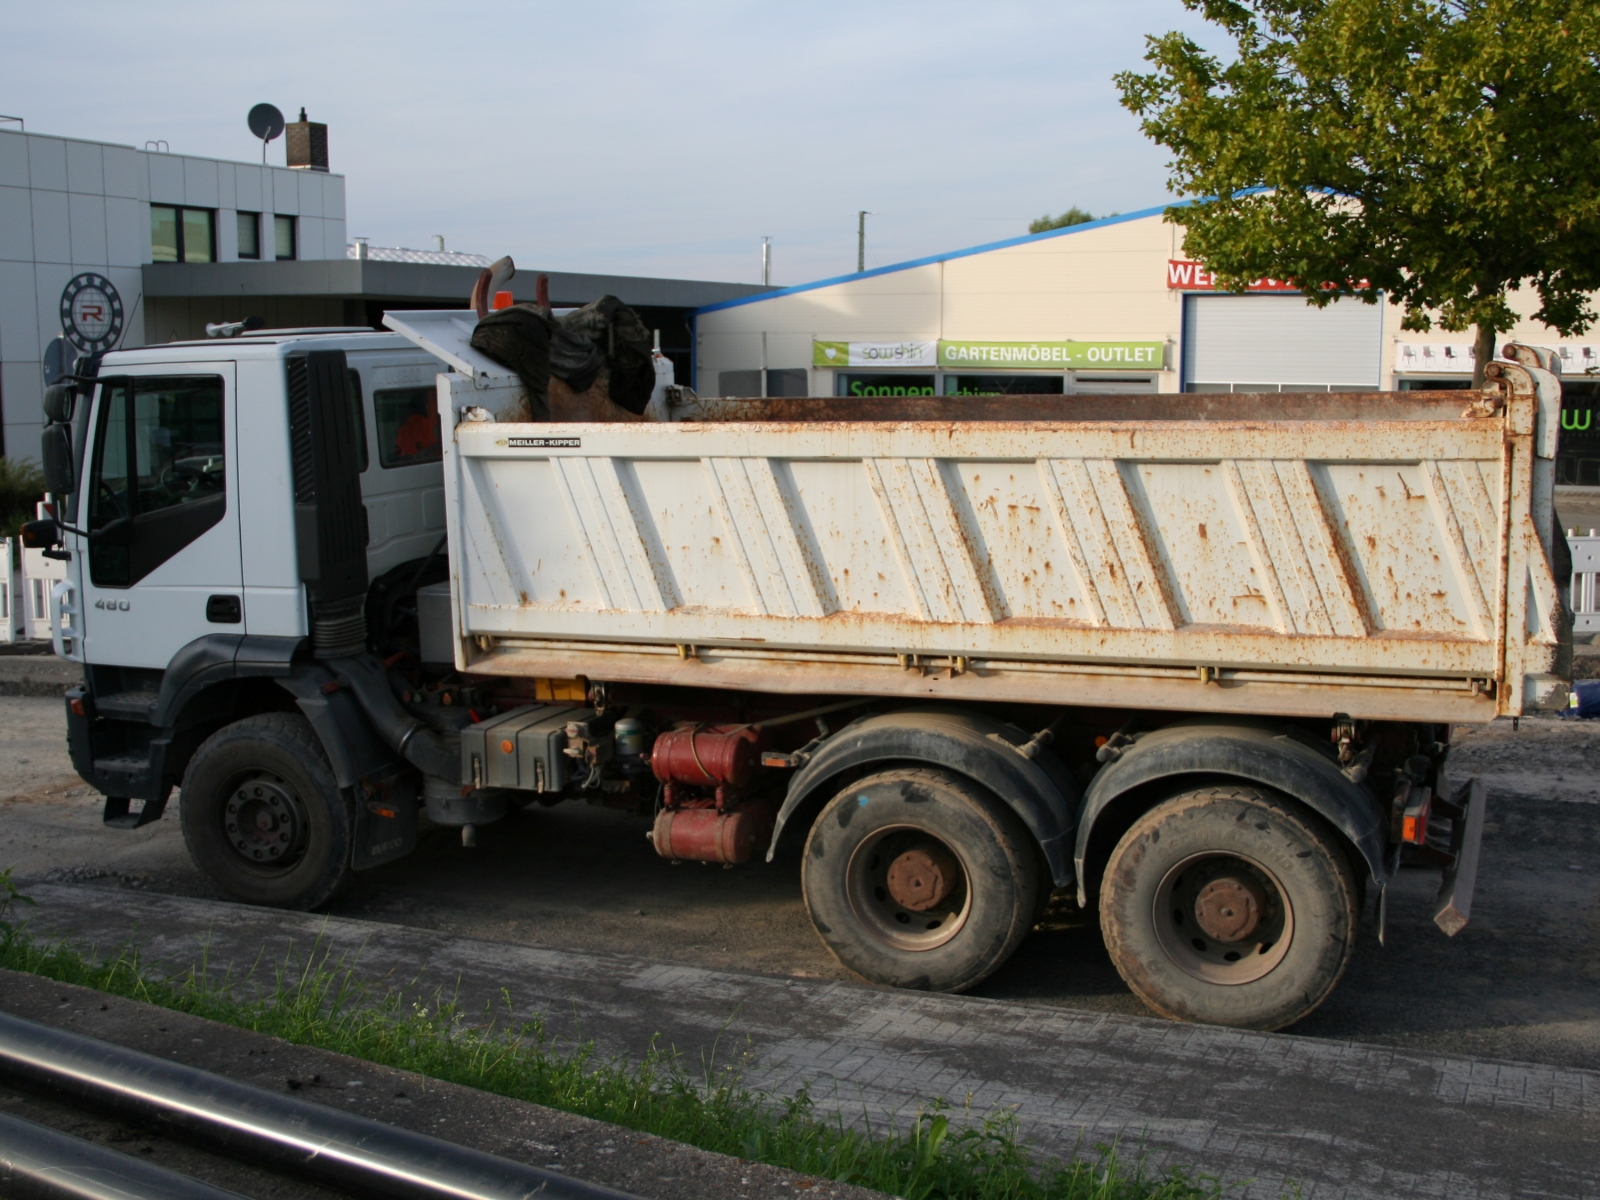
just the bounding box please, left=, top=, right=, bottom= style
left=274, top=215, right=296, bottom=261
left=150, top=206, right=215, bottom=263
left=236, top=212, right=260, bottom=259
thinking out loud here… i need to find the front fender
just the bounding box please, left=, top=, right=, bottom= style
left=1075, top=722, right=1387, bottom=897
left=768, top=708, right=1080, bottom=887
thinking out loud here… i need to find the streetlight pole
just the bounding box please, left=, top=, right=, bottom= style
left=857, top=211, right=870, bottom=273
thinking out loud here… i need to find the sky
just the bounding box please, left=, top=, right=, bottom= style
left=0, top=0, right=1220, bottom=286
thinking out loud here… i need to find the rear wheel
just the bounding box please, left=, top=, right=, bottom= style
left=180, top=713, right=352, bottom=910
left=801, top=768, right=1041, bottom=993
left=1099, top=786, right=1359, bottom=1031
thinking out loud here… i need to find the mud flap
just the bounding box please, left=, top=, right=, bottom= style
left=1433, top=777, right=1487, bottom=936
left=351, top=769, right=419, bottom=870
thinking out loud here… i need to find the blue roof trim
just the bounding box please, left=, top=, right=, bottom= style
left=694, top=197, right=1203, bottom=316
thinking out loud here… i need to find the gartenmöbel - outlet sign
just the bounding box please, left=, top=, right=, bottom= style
left=812, top=340, right=1166, bottom=371
left=936, top=340, right=1165, bottom=369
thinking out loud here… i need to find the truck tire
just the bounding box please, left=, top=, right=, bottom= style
left=1099, top=785, right=1359, bottom=1031
left=179, top=713, right=353, bottom=911
left=801, top=767, right=1041, bottom=993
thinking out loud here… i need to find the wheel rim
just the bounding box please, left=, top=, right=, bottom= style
left=222, top=772, right=307, bottom=868
left=845, top=823, right=972, bottom=951
left=1151, top=851, right=1294, bottom=984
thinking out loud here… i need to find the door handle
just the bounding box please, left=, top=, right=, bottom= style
left=206, top=594, right=242, bottom=624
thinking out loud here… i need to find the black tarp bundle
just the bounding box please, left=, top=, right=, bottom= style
left=470, top=295, right=655, bottom=418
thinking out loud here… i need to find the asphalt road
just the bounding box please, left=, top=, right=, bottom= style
left=3, top=695, right=1598, bottom=1071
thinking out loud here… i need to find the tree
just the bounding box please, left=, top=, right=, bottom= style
left=1029, top=207, right=1098, bottom=234
left=1116, top=0, right=1600, bottom=386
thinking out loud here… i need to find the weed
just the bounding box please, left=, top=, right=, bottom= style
left=0, top=877, right=1245, bottom=1200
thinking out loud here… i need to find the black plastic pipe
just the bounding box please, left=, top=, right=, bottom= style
left=0, top=1013, right=641, bottom=1200
left=333, top=652, right=460, bottom=782
left=0, top=1108, right=248, bottom=1200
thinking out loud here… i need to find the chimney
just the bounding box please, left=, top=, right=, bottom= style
left=286, top=107, right=329, bottom=172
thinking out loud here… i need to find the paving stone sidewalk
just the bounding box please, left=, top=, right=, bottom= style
left=14, top=883, right=1598, bottom=1200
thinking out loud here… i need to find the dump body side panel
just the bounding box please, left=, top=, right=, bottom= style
left=379, top=312, right=1565, bottom=724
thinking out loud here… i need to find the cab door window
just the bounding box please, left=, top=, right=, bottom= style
left=88, top=375, right=226, bottom=587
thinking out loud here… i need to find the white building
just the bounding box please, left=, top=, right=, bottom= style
left=0, top=125, right=348, bottom=458
left=694, top=204, right=1600, bottom=483
left=0, top=122, right=769, bottom=465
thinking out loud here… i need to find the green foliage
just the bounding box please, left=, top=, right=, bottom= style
left=0, top=458, right=45, bottom=540
left=0, top=885, right=1246, bottom=1200
left=1031, top=207, right=1100, bottom=234
left=1116, top=0, right=1600, bottom=376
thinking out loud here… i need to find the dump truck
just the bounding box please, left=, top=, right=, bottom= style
left=27, top=311, right=1570, bottom=1031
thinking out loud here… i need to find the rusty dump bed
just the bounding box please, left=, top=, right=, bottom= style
left=384, top=312, right=1569, bottom=725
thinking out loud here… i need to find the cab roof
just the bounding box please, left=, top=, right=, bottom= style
left=100, top=328, right=424, bottom=367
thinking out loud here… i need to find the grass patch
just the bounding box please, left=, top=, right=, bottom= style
left=0, top=870, right=1249, bottom=1200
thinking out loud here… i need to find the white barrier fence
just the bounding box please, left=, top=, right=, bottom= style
left=1, top=505, right=69, bottom=645
left=1571, top=530, right=1600, bottom=637
left=0, top=538, right=22, bottom=642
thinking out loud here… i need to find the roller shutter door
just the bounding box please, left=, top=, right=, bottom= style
left=1182, top=294, right=1383, bottom=389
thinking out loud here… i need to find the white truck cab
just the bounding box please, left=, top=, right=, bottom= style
left=54, top=330, right=447, bottom=669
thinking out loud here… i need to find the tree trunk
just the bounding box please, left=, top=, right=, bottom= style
left=1472, top=323, right=1498, bottom=389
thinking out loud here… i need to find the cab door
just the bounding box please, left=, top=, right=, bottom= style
left=76, top=365, right=243, bottom=669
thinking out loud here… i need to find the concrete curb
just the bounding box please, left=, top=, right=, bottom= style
left=0, top=654, right=77, bottom=697
left=13, top=883, right=1598, bottom=1200
left=0, top=968, right=885, bottom=1200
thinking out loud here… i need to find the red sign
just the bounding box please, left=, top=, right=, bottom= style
left=1166, top=260, right=1371, bottom=294
left=1166, top=260, right=1301, bottom=292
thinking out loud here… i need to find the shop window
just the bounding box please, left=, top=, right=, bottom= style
left=374, top=386, right=441, bottom=469
left=1558, top=382, right=1600, bottom=487
left=836, top=373, right=936, bottom=397
left=944, top=374, right=1064, bottom=396
left=274, top=215, right=297, bottom=261
left=1074, top=375, right=1158, bottom=395
left=150, top=206, right=215, bottom=263
left=767, top=369, right=808, bottom=397
left=718, top=369, right=807, bottom=396
left=1396, top=378, right=1472, bottom=391
left=237, top=212, right=261, bottom=259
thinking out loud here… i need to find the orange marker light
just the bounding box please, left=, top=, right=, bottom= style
left=500, top=739, right=515, bottom=754
left=493, top=290, right=514, bottom=310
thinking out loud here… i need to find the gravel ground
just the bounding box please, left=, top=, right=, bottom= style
left=2, top=694, right=1597, bottom=1069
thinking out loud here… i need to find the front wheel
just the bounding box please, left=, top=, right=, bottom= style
left=801, top=768, right=1041, bottom=993
left=1099, top=786, right=1359, bottom=1031
left=180, top=713, right=352, bottom=910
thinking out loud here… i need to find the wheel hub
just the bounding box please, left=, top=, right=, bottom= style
left=845, top=825, right=972, bottom=951
left=1193, top=875, right=1267, bottom=942
left=224, top=778, right=301, bottom=863
left=1152, top=852, right=1293, bottom=985
left=886, top=846, right=960, bottom=912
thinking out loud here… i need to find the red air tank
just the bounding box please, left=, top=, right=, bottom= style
left=650, top=724, right=766, bottom=790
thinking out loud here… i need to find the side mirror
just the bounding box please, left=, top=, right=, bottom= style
left=42, top=382, right=75, bottom=423
left=20, top=517, right=59, bottom=550
left=41, top=423, right=75, bottom=494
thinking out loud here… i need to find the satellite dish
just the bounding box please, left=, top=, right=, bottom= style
left=247, top=103, right=285, bottom=162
